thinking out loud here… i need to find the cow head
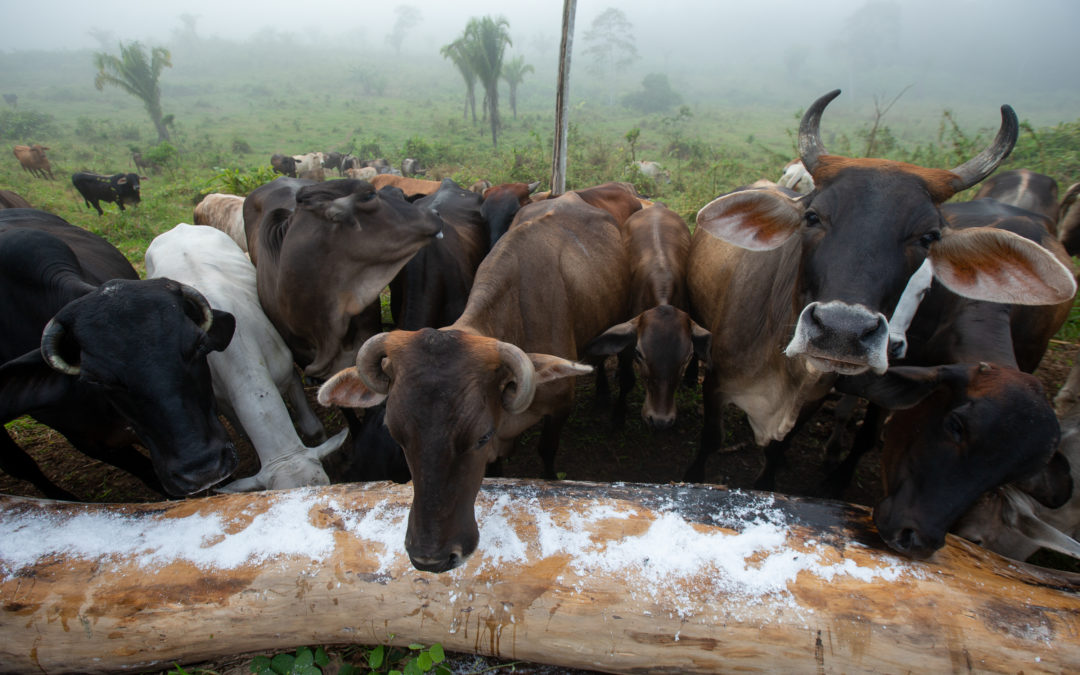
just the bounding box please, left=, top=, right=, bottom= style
left=34, top=278, right=237, bottom=495
left=113, top=173, right=142, bottom=206
left=838, top=363, right=1061, bottom=559
left=585, top=305, right=710, bottom=429
left=696, top=90, right=1074, bottom=377
left=318, top=328, right=590, bottom=572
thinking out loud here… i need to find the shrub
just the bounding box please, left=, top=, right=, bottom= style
left=0, top=108, right=58, bottom=140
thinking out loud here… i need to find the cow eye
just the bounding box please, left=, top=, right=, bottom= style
left=477, top=429, right=494, bottom=448
left=944, top=411, right=965, bottom=442
left=919, top=230, right=941, bottom=248
left=804, top=210, right=821, bottom=227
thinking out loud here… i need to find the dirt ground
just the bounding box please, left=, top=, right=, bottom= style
left=2, top=341, right=1078, bottom=674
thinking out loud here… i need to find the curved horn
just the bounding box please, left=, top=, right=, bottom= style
left=179, top=284, right=214, bottom=333
left=40, top=318, right=80, bottom=375
left=497, top=341, right=537, bottom=415
left=948, top=105, right=1019, bottom=192
left=355, top=332, right=392, bottom=395
left=798, top=89, right=841, bottom=173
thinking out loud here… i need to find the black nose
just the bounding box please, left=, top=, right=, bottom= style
left=885, top=526, right=939, bottom=560
left=409, top=551, right=463, bottom=573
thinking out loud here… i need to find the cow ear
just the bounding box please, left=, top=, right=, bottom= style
left=930, top=227, right=1077, bottom=305
left=204, top=310, right=235, bottom=353
left=1012, top=451, right=1073, bottom=509
left=691, top=321, right=712, bottom=363
left=0, top=350, right=70, bottom=422
left=527, top=354, right=593, bottom=385
left=835, top=365, right=961, bottom=411
left=317, top=367, right=387, bottom=408
left=695, top=188, right=804, bottom=250
left=583, top=321, right=637, bottom=358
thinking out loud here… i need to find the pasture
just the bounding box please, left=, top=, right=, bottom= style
left=2, top=42, right=1080, bottom=673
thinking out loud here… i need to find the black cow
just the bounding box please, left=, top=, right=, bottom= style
left=71, top=172, right=142, bottom=216
left=0, top=209, right=238, bottom=499
left=270, top=153, right=297, bottom=178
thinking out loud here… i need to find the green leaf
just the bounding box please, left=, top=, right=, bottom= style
left=294, top=649, right=315, bottom=669
left=368, top=645, right=385, bottom=669
left=404, top=659, right=421, bottom=675
left=428, top=644, right=445, bottom=663
left=434, top=666, right=452, bottom=675
left=250, top=655, right=273, bottom=673
left=270, top=653, right=295, bottom=674
left=407, top=643, right=425, bottom=651
left=416, top=652, right=433, bottom=672
left=314, top=647, right=330, bottom=668
left=297, top=666, right=321, bottom=675
left=337, top=665, right=359, bottom=675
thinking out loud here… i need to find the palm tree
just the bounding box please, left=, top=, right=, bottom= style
left=464, top=16, right=511, bottom=148
left=440, top=39, right=478, bottom=124
left=501, top=55, right=534, bottom=120
left=93, top=41, right=173, bottom=143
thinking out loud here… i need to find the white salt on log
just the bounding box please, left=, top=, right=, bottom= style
left=0, top=479, right=1078, bottom=673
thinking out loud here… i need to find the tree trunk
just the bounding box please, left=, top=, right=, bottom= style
left=551, top=0, right=577, bottom=196
left=1, top=480, right=1078, bottom=674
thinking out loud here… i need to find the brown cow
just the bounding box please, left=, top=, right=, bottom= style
left=12, top=144, right=53, bottom=179
left=242, top=176, right=316, bottom=265
left=0, top=189, right=31, bottom=209
left=480, top=181, right=539, bottom=247
left=194, top=193, right=246, bottom=252
left=584, top=203, right=710, bottom=429
left=255, top=178, right=443, bottom=380
left=685, top=90, right=1075, bottom=492
left=370, top=174, right=442, bottom=199
left=973, top=169, right=1059, bottom=229
left=318, top=191, right=632, bottom=572
left=1057, top=182, right=1080, bottom=256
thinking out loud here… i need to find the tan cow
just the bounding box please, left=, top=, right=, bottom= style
left=194, top=193, right=246, bottom=252
left=370, top=174, right=443, bottom=198
left=12, top=144, right=53, bottom=179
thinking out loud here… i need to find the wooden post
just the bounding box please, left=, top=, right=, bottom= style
left=1, top=479, right=1078, bottom=673
left=550, top=0, right=577, bottom=196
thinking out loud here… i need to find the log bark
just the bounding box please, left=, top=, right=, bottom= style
left=1, top=479, right=1078, bottom=674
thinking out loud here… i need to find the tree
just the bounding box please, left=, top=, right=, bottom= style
left=93, top=41, right=173, bottom=143
left=501, top=55, right=534, bottom=119
left=440, top=38, right=478, bottom=124
left=582, top=8, right=638, bottom=104
left=463, top=16, right=512, bottom=148
left=622, top=73, right=682, bottom=114
left=386, top=5, right=421, bottom=54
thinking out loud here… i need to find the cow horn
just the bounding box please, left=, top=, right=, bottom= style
left=948, top=105, right=1019, bottom=192
left=497, top=341, right=536, bottom=415
left=179, top=284, right=214, bottom=333
left=40, top=319, right=80, bottom=375
left=798, top=89, right=841, bottom=173
left=356, top=332, right=392, bottom=395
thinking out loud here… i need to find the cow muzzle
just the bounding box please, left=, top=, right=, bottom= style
left=873, top=496, right=946, bottom=560
left=785, top=301, right=889, bottom=375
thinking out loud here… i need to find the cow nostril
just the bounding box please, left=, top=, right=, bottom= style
left=894, top=527, right=919, bottom=553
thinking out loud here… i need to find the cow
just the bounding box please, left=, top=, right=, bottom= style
left=777, top=159, right=814, bottom=194
left=583, top=204, right=711, bottom=429
left=683, top=89, right=1074, bottom=493
left=480, top=181, right=539, bottom=248
left=340, top=154, right=361, bottom=174
left=469, top=179, right=492, bottom=194
left=71, top=171, right=142, bottom=216
left=146, top=224, right=348, bottom=491
left=323, top=151, right=344, bottom=175
left=973, top=168, right=1059, bottom=223
left=325, top=406, right=411, bottom=484
left=0, top=209, right=238, bottom=500
left=255, top=178, right=444, bottom=380
left=242, top=176, right=316, bottom=265
left=293, top=152, right=325, bottom=181
left=402, top=158, right=424, bottom=176
left=194, top=193, right=246, bottom=252
left=0, top=190, right=31, bottom=209
left=345, top=166, right=377, bottom=181
left=570, top=181, right=645, bottom=226
left=1058, top=182, right=1080, bottom=257
left=270, top=153, right=297, bottom=178
left=12, top=144, right=53, bottom=179
left=828, top=198, right=1075, bottom=559
left=318, top=191, right=633, bottom=572
left=371, top=174, right=443, bottom=199
left=131, top=150, right=160, bottom=175
left=634, top=160, right=671, bottom=184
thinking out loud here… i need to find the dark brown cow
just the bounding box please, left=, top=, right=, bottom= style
left=685, top=90, right=1075, bottom=490
left=318, top=192, right=632, bottom=572
left=584, top=203, right=710, bottom=429
left=270, top=153, right=297, bottom=178
left=12, top=144, right=53, bottom=179
left=832, top=200, right=1075, bottom=559
left=570, top=182, right=644, bottom=227
left=480, top=181, right=539, bottom=248
left=242, top=176, right=316, bottom=265
left=0, top=190, right=31, bottom=209
left=255, top=179, right=443, bottom=380
left=973, top=169, right=1059, bottom=228
left=1058, top=182, right=1080, bottom=257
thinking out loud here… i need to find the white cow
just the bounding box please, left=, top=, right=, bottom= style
left=194, top=193, right=246, bottom=252
left=145, top=224, right=346, bottom=491
left=777, top=159, right=815, bottom=193
left=633, top=160, right=671, bottom=184
left=293, top=152, right=325, bottom=181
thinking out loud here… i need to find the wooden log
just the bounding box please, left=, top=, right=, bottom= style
left=1, top=479, right=1078, bottom=674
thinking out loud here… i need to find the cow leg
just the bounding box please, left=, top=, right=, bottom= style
left=283, top=375, right=328, bottom=445
left=820, top=402, right=885, bottom=498
left=73, top=441, right=167, bottom=495
left=612, top=349, right=635, bottom=429
left=753, top=401, right=825, bottom=492
left=822, top=394, right=861, bottom=470
left=538, top=410, right=571, bottom=480
left=684, top=368, right=723, bottom=483
left=0, top=430, right=80, bottom=501
left=91, top=200, right=104, bottom=216
left=592, top=357, right=611, bottom=410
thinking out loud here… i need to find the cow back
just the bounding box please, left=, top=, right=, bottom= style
left=623, top=203, right=691, bottom=312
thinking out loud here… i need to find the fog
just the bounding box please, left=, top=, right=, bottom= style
left=2, top=0, right=1079, bottom=125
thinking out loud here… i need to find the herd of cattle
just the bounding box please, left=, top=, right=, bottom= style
left=4, top=90, right=1080, bottom=574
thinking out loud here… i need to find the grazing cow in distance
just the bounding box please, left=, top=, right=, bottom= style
left=777, top=159, right=814, bottom=193
left=319, top=191, right=632, bottom=572
left=71, top=172, right=142, bottom=216
left=974, top=168, right=1059, bottom=228
left=585, top=203, right=710, bottom=429
left=293, top=152, right=325, bottom=181
left=323, top=151, right=344, bottom=175
left=829, top=198, right=1075, bottom=559
left=0, top=209, right=238, bottom=499
left=0, top=190, right=31, bottom=209
left=634, top=160, right=670, bottom=184
left=345, top=166, right=377, bottom=181
left=402, top=158, right=424, bottom=176
left=340, top=154, right=361, bottom=174
left=146, top=224, right=348, bottom=491
left=12, top=144, right=53, bottom=179
left=242, top=176, right=316, bottom=265
left=131, top=150, right=160, bottom=175
left=255, top=178, right=444, bottom=380
left=194, top=193, right=247, bottom=252
left=270, top=153, right=297, bottom=178
left=1057, top=182, right=1080, bottom=256
left=684, top=89, right=1073, bottom=494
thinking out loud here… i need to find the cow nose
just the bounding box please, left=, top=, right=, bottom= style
left=807, top=303, right=887, bottom=347
left=409, top=551, right=464, bottom=573
left=643, top=410, right=676, bottom=430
